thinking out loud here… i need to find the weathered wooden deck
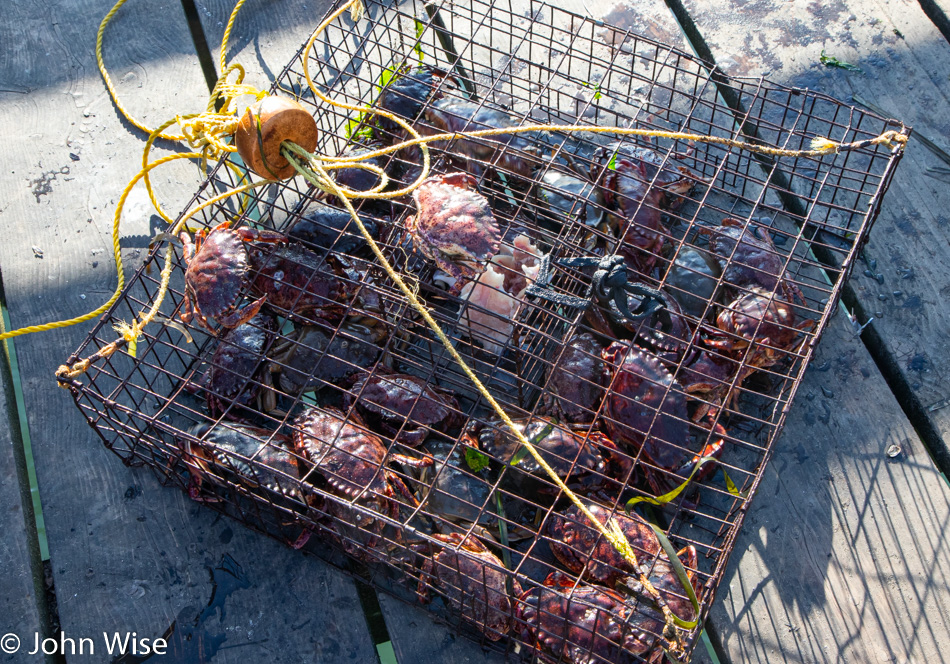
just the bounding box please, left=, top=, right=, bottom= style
left=1, top=0, right=949, bottom=662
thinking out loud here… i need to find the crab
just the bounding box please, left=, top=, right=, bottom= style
left=584, top=287, right=695, bottom=365
left=179, top=220, right=287, bottom=332
left=288, top=200, right=379, bottom=257
left=407, top=439, right=536, bottom=542
left=461, top=416, right=631, bottom=499
left=517, top=571, right=667, bottom=664
left=700, top=218, right=803, bottom=302
left=180, top=423, right=302, bottom=504
left=373, top=65, right=455, bottom=142
left=292, top=406, right=432, bottom=557
left=598, top=158, right=667, bottom=276
left=247, top=244, right=358, bottom=325
left=406, top=173, right=502, bottom=294
left=343, top=372, right=462, bottom=447
left=675, top=346, right=750, bottom=421
left=415, top=533, right=523, bottom=641
left=663, top=245, right=722, bottom=319
left=541, top=332, right=607, bottom=425
left=267, top=322, right=384, bottom=399
left=536, top=166, right=603, bottom=232
left=601, top=342, right=727, bottom=493
left=421, top=98, right=546, bottom=178
left=544, top=502, right=699, bottom=622
left=599, top=141, right=703, bottom=211
left=197, top=313, right=275, bottom=419
left=705, top=287, right=815, bottom=369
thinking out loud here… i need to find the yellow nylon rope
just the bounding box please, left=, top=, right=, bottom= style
left=43, top=0, right=908, bottom=649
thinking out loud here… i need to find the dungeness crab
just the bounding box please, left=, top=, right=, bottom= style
left=179, top=221, right=286, bottom=332
left=344, top=372, right=461, bottom=447
left=181, top=423, right=302, bottom=503
left=407, top=173, right=502, bottom=294
left=706, top=287, right=814, bottom=369
left=415, top=533, right=523, bottom=640
left=701, top=218, right=802, bottom=301
left=601, top=342, right=726, bottom=493
left=462, top=416, right=631, bottom=499
left=292, top=406, right=431, bottom=558
left=517, top=571, right=667, bottom=664
left=545, top=502, right=699, bottom=621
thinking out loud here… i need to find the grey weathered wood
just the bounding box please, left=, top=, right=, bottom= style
left=0, top=0, right=376, bottom=661
left=0, top=345, right=44, bottom=663
left=377, top=592, right=507, bottom=664
left=706, top=315, right=950, bottom=663
left=677, top=0, right=950, bottom=445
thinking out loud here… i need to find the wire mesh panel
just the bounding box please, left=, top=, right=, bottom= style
left=63, top=0, right=907, bottom=661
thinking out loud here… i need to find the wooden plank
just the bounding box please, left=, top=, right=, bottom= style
left=706, top=315, right=950, bottom=662
left=0, top=0, right=376, bottom=661
left=377, top=593, right=505, bottom=664
left=0, top=341, right=44, bottom=663
left=665, top=1, right=950, bottom=659
left=674, top=0, right=950, bottom=445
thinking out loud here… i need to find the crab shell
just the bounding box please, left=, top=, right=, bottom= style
left=702, top=218, right=802, bottom=301
left=709, top=287, right=812, bottom=367
left=462, top=417, right=624, bottom=497
left=374, top=65, right=453, bottom=141
left=421, top=98, right=544, bottom=178
left=601, top=159, right=667, bottom=276
left=292, top=406, right=431, bottom=556
left=601, top=343, right=690, bottom=471
left=542, top=332, right=607, bottom=424
left=180, top=222, right=286, bottom=331
left=675, top=346, right=747, bottom=421
left=270, top=323, right=382, bottom=395
left=182, top=423, right=302, bottom=502
left=545, top=503, right=699, bottom=622
left=344, top=373, right=461, bottom=447
left=248, top=244, right=356, bottom=325
left=203, top=314, right=275, bottom=418
left=584, top=288, right=694, bottom=363
left=419, top=533, right=523, bottom=640
left=517, top=571, right=664, bottom=663
left=599, top=141, right=702, bottom=211
left=293, top=406, right=413, bottom=500
left=407, top=173, right=502, bottom=293
left=545, top=502, right=662, bottom=588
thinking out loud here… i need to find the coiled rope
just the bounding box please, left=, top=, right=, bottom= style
left=40, top=0, right=909, bottom=653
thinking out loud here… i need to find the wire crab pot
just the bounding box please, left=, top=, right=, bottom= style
left=63, top=0, right=907, bottom=661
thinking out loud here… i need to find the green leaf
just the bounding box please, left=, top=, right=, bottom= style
left=414, top=19, right=426, bottom=63
left=722, top=467, right=749, bottom=499
left=819, top=50, right=863, bottom=73
left=625, top=454, right=719, bottom=509
left=507, top=418, right=555, bottom=467
left=645, top=522, right=700, bottom=630
left=465, top=447, right=490, bottom=472
left=494, top=491, right=512, bottom=570
left=581, top=81, right=603, bottom=101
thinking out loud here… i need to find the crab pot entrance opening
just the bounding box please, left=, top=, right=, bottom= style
left=64, top=0, right=907, bottom=662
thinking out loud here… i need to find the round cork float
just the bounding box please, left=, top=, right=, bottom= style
left=234, top=97, right=319, bottom=180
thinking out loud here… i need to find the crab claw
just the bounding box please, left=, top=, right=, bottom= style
left=216, top=294, right=267, bottom=329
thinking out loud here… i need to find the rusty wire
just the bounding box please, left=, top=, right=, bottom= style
left=62, top=0, right=907, bottom=661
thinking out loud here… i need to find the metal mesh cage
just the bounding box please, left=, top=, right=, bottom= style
left=63, top=0, right=907, bottom=661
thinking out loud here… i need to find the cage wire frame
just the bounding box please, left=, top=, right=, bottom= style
left=61, top=0, right=908, bottom=661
